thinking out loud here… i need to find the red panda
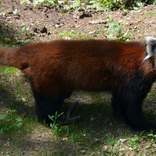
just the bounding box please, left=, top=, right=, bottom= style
left=0, top=37, right=156, bottom=132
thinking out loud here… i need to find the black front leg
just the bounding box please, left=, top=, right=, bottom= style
left=33, top=90, right=65, bottom=125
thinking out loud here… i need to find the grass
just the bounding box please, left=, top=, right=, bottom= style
left=142, top=12, right=156, bottom=18
left=0, top=60, right=156, bottom=155
left=0, top=16, right=156, bottom=156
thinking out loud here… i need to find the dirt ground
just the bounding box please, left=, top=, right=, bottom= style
left=1, top=1, right=156, bottom=156
left=0, top=0, right=156, bottom=44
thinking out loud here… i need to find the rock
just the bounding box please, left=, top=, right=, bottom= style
left=55, top=24, right=60, bottom=28
left=102, top=145, right=108, bottom=150
left=109, top=123, right=112, bottom=126
left=89, top=31, right=96, bottom=34
left=90, top=117, right=95, bottom=121
left=134, top=26, right=137, bottom=29
left=0, top=101, right=4, bottom=105
left=40, top=26, right=47, bottom=33
left=79, top=11, right=92, bottom=19
left=119, top=148, right=125, bottom=151
left=89, top=20, right=106, bottom=24
left=144, top=143, right=151, bottom=149
left=129, top=147, right=133, bottom=151
left=80, top=150, right=86, bottom=154
left=62, top=138, right=68, bottom=141
left=122, top=11, right=127, bottom=16
left=120, top=138, right=127, bottom=143
left=22, top=98, right=26, bottom=102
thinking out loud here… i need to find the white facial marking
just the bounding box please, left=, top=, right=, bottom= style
left=143, top=36, right=156, bottom=62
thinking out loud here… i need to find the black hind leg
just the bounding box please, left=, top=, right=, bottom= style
left=113, top=91, right=156, bottom=133
left=111, top=92, right=121, bottom=117
left=33, top=90, right=65, bottom=125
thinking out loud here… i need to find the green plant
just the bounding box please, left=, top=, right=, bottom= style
left=71, top=0, right=81, bottom=8
left=0, top=110, right=23, bottom=133
left=107, top=22, right=133, bottom=42
left=103, top=134, right=118, bottom=156
left=128, top=136, right=140, bottom=150
left=95, top=0, right=122, bottom=11
left=48, top=111, right=64, bottom=140
left=147, top=133, right=156, bottom=142
left=33, top=0, right=58, bottom=6
left=60, top=31, right=78, bottom=39
left=21, top=23, right=29, bottom=31
left=20, top=0, right=30, bottom=4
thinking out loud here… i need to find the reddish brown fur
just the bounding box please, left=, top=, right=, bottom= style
left=0, top=39, right=156, bottom=132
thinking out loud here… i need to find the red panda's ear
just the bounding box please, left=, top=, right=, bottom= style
left=144, top=36, right=156, bottom=61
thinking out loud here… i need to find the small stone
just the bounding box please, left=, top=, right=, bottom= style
left=109, top=123, right=112, bottom=126
left=145, top=143, right=151, bottom=149
left=102, top=145, right=108, bottom=150
left=134, top=26, right=137, bottom=29
left=90, top=117, right=95, bottom=121
left=79, top=11, right=92, bottom=19
left=120, top=138, right=127, bottom=143
left=40, top=26, right=47, bottom=33
left=80, top=150, right=86, bottom=154
left=65, top=37, right=71, bottom=40
left=119, top=148, right=125, bottom=151
left=122, top=12, right=127, bottom=16
left=62, top=138, right=68, bottom=141
left=0, top=101, right=4, bottom=105
left=55, top=24, right=60, bottom=28
left=89, top=31, right=96, bottom=34
left=89, top=20, right=106, bottom=24
left=22, top=98, right=26, bottom=102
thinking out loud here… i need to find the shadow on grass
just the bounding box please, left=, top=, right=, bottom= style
left=0, top=82, right=156, bottom=155
left=0, top=97, right=124, bottom=155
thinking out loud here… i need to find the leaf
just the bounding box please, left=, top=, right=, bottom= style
left=21, top=23, right=26, bottom=26
left=72, top=0, right=80, bottom=8
left=84, top=2, right=94, bottom=6
left=60, top=32, right=76, bottom=37
left=16, top=117, right=23, bottom=122
left=16, top=123, right=23, bottom=128
left=107, top=34, right=114, bottom=39
left=109, top=23, right=116, bottom=31
left=147, top=134, right=154, bottom=137
left=119, top=19, right=126, bottom=24
left=0, top=114, right=7, bottom=120
left=115, top=25, right=121, bottom=33
left=103, top=150, right=111, bottom=154
left=26, top=27, right=29, bottom=31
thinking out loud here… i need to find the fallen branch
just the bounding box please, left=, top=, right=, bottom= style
left=66, top=100, right=81, bottom=121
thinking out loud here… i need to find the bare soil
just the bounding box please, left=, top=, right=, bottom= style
left=1, top=0, right=156, bottom=156
left=1, top=0, right=156, bottom=44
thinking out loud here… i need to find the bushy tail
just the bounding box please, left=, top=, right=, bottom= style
left=0, top=47, right=23, bottom=69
